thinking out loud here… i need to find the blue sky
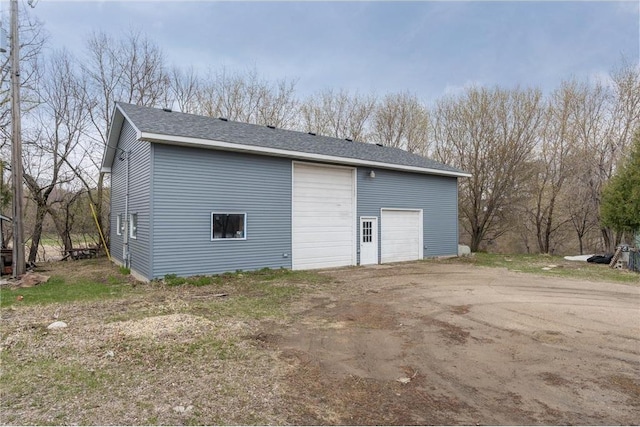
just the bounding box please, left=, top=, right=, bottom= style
left=8, top=0, right=640, bottom=102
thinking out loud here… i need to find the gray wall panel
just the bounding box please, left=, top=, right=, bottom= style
left=109, top=120, right=152, bottom=278
left=151, top=144, right=292, bottom=278
left=357, top=168, right=459, bottom=262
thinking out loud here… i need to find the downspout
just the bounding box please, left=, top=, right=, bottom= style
left=123, top=150, right=131, bottom=269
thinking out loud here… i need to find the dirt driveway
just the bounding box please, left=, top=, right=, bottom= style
left=273, top=262, right=640, bottom=425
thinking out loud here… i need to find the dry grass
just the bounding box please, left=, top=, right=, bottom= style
left=438, top=253, right=640, bottom=284
left=0, top=258, right=329, bottom=425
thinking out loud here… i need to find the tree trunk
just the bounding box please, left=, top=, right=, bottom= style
left=470, top=228, right=483, bottom=252
left=28, top=204, right=47, bottom=264
left=578, top=236, right=584, bottom=255
left=601, top=227, right=614, bottom=253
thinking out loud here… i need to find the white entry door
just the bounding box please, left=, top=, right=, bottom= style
left=360, top=217, right=378, bottom=265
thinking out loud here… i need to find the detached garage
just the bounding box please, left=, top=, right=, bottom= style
left=101, top=103, right=470, bottom=281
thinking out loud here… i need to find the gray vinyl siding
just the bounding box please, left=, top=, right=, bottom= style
left=151, top=144, right=292, bottom=279
left=357, top=167, right=459, bottom=262
left=109, top=120, right=152, bottom=279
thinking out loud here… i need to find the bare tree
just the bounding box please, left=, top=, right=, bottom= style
left=433, top=86, right=544, bottom=252
left=68, top=30, right=173, bottom=244
left=298, top=88, right=376, bottom=141
left=170, top=65, right=200, bottom=114
left=371, top=92, right=430, bottom=155
left=527, top=82, right=577, bottom=253
left=0, top=6, right=45, bottom=148
left=568, top=62, right=640, bottom=252
left=23, top=50, right=87, bottom=262
left=196, top=67, right=298, bottom=128
left=566, top=177, right=599, bottom=254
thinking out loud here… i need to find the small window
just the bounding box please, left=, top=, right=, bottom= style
left=116, top=214, right=123, bottom=236
left=362, top=220, right=372, bottom=243
left=129, top=213, right=138, bottom=239
left=212, top=212, right=246, bottom=240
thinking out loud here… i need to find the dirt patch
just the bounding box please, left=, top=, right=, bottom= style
left=532, top=329, right=564, bottom=343
left=334, top=302, right=398, bottom=329
left=420, top=314, right=471, bottom=344
left=603, top=375, right=640, bottom=405
left=450, top=304, right=471, bottom=315
left=281, top=356, right=475, bottom=426
left=540, top=372, right=571, bottom=387
left=275, top=262, right=640, bottom=425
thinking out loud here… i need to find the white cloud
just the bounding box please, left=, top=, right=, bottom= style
left=443, top=80, right=484, bottom=97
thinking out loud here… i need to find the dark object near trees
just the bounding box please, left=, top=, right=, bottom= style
left=629, top=249, right=640, bottom=273
left=61, top=247, right=98, bottom=261
left=587, top=254, right=614, bottom=264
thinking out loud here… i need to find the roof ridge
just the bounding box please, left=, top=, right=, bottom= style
left=112, top=102, right=468, bottom=177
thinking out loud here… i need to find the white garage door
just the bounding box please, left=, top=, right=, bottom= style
left=292, top=162, right=356, bottom=270
left=381, top=209, right=423, bottom=263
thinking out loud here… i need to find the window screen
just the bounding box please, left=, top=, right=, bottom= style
left=129, top=213, right=138, bottom=239
left=116, top=214, right=124, bottom=236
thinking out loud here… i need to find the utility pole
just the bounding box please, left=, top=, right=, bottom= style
left=10, top=0, right=25, bottom=277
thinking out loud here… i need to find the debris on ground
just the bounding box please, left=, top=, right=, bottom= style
left=47, top=321, right=68, bottom=330
left=564, top=254, right=594, bottom=262
left=172, top=405, right=194, bottom=414
left=10, top=272, right=50, bottom=289
left=587, top=254, right=614, bottom=264
left=396, top=370, right=418, bottom=384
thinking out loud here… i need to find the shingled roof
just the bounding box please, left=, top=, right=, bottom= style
left=101, top=102, right=469, bottom=177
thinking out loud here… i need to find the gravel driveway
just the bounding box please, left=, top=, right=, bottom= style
left=276, top=262, right=640, bottom=425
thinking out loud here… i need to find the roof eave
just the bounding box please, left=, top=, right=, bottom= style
left=100, top=103, right=144, bottom=174
left=100, top=106, right=125, bottom=174
left=140, top=132, right=472, bottom=178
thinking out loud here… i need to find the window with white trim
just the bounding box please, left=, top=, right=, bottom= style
left=211, top=212, right=246, bottom=240
left=116, top=214, right=124, bottom=236
left=129, top=213, right=138, bottom=239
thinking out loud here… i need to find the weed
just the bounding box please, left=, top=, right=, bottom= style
left=119, top=266, right=131, bottom=275
left=164, top=273, right=187, bottom=286
left=187, top=276, right=217, bottom=287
